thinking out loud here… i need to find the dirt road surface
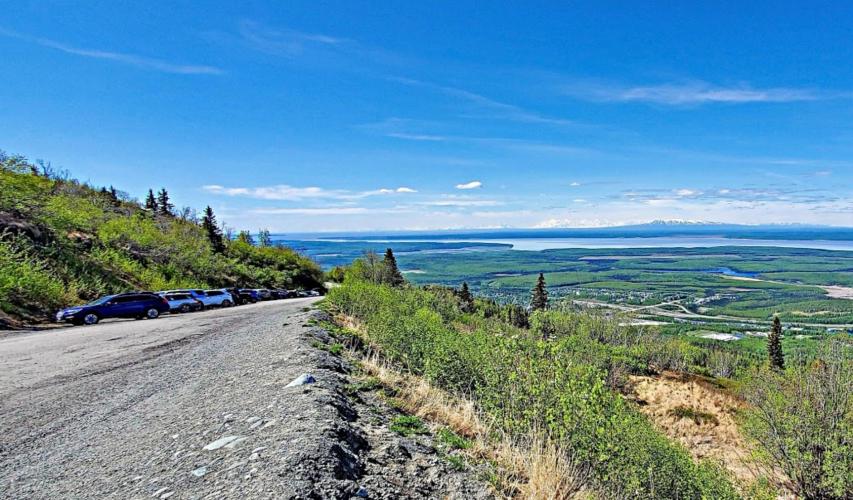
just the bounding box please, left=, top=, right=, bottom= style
left=0, top=298, right=489, bottom=499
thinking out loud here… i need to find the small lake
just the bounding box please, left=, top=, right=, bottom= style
left=703, top=267, right=758, bottom=278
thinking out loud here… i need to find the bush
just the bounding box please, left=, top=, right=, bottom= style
left=0, top=153, right=323, bottom=320
left=740, top=339, right=852, bottom=499
left=328, top=279, right=737, bottom=498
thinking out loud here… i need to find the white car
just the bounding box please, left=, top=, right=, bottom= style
left=202, top=290, right=234, bottom=308
left=160, top=289, right=234, bottom=309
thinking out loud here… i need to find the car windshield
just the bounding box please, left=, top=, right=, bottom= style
left=85, top=295, right=114, bottom=306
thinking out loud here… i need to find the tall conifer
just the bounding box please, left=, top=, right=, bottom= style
left=768, top=316, right=785, bottom=370
left=531, top=273, right=548, bottom=311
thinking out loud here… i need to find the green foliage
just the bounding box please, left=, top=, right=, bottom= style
left=382, top=248, right=405, bottom=287
left=326, top=265, right=347, bottom=283
left=0, top=154, right=323, bottom=320
left=768, top=316, right=785, bottom=370
left=327, top=279, right=737, bottom=498
left=668, top=406, right=719, bottom=425
left=436, top=427, right=472, bottom=450
left=530, top=272, right=548, bottom=311
left=740, top=339, right=852, bottom=499
left=390, top=415, right=429, bottom=436
left=346, top=250, right=408, bottom=287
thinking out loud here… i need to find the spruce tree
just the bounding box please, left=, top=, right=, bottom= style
left=201, top=206, right=225, bottom=253
left=382, top=248, right=405, bottom=287
left=144, top=189, right=158, bottom=212
left=458, top=282, right=474, bottom=312
left=237, top=230, right=255, bottom=245
left=156, top=188, right=174, bottom=216
left=531, top=273, right=548, bottom=311
left=258, top=229, right=272, bottom=247
left=768, top=316, right=785, bottom=370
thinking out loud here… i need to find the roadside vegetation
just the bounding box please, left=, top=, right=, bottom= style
left=0, top=151, right=322, bottom=325
left=326, top=251, right=852, bottom=498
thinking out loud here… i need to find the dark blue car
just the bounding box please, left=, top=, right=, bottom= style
left=56, top=292, right=171, bottom=325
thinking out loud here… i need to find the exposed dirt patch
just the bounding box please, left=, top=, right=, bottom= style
left=629, top=372, right=760, bottom=484
left=822, top=285, right=853, bottom=300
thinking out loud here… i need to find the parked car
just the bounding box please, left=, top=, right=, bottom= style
left=222, top=287, right=245, bottom=305
left=270, top=289, right=291, bottom=299
left=163, top=292, right=203, bottom=313
left=255, top=289, right=272, bottom=300
left=56, top=292, right=170, bottom=325
left=238, top=289, right=261, bottom=303
left=203, top=290, right=234, bottom=307
left=295, top=289, right=311, bottom=298
left=160, top=289, right=231, bottom=309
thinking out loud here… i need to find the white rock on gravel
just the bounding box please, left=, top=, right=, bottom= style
left=203, top=436, right=242, bottom=451
left=152, top=487, right=169, bottom=497
left=191, top=466, right=208, bottom=477
left=224, top=437, right=249, bottom=449
left=246, top=416, right=261, bottom=424
left=285, top=373, right=316, bottom=387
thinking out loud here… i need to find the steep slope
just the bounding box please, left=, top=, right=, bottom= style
left=0, top=151, right=322, bottom=326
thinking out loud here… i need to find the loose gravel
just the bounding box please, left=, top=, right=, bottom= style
left=0, top=298, right=491, bottom=499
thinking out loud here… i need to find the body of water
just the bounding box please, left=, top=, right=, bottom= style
left=322, top=236, right=853, bottom=252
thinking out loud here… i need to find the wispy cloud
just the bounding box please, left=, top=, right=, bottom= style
left=562, top=80, right=836, bottom=105
left=203, top=183, right=417, bottom=201
left=251, top=207, right=370, bottom=216
left=0, top=28, right=223, bottom=75
left=392, top=77, right=575, bottom=125
left=455, top=181, right=482, bottom=190
left=621, top=186, right=839, bottom=206
left=237, top=20, right=344, bottom=57
left=418, top=199, right=500, bottom=207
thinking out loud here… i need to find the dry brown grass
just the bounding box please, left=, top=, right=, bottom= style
left=630, top=371, right=788, bottom=492
left=355, top=351, right=589, bottom=499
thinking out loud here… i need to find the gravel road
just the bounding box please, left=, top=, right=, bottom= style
left=0, top=298, right=491, bottom=499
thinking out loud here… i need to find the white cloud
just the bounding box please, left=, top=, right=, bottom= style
left=570, top=181, right=582, bottom=187
left=563, top=80, right=832, bottom=105
left=238, top=20, right=344, bottom=57
left=0, top=28, right=223, bottom=75
left=203, top=183, right=417, bottom=201
left=418, top=199, right=501, bottom=207
left=456, top=181, right=482, bottom=190
left=674, top=188, right=701, bottom=197
left=251, top=207, right=369, bottom=215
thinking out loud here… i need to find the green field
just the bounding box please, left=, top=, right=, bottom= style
left=393, top=246, right=853, bottom=350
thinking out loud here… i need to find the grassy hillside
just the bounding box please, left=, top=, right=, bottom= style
left=326, top=256, right=852, bottom=499
left=0, top=151, right=322, bottom=326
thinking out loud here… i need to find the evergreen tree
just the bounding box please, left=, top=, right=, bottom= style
left=458, top=282, right=474, bottom=312
left=506, top=303, right=530, bottom=329
left=382, top=248, right=405, bottom=287
left=237, top=230, right=255, bottom=245
left=156, top=188, right=174, bottom=216
left=768, top=316, right=785, bottom=370
left=144, top=189, right=158, bottom=212
left=201, top=206, right=225, bottom=253
left=258, top=229, right=272, bottom=247
left=531, top=273, right=548, bottom=311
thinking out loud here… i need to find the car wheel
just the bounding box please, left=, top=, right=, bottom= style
left=146, top=308, right=160, bottom=319
left=222, top=299, right=232, bottom=307
left=82, top=313, right=100, bottom=325
left=180, top=304, right=191, bottom=313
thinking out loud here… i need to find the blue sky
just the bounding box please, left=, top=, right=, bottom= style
left=2, top=1, right=852, bottom=232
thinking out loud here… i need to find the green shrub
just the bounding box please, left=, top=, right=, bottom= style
left=740, top=339, right=852, bottom=499
left=390, top=415, right=429, bottom=436
left=0, top=154, right=323, bottom=320
left=328, top=279, right=738, bottom=498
